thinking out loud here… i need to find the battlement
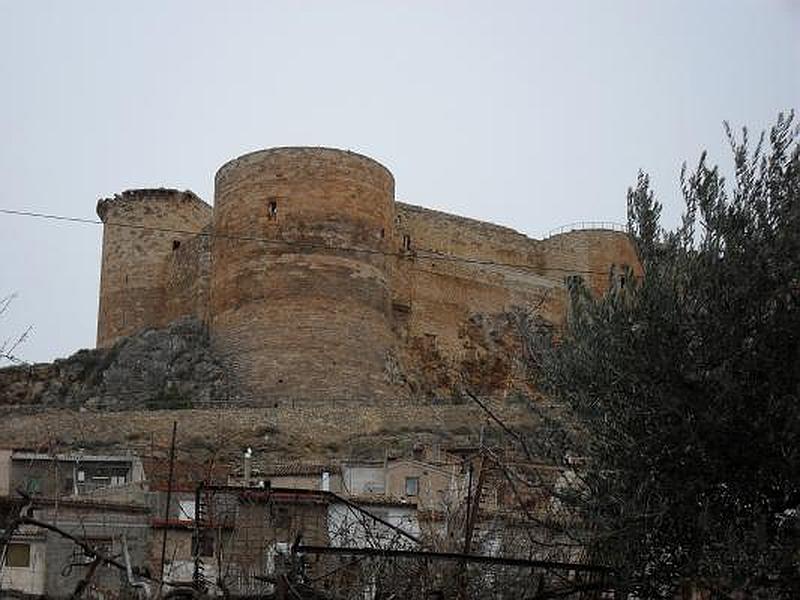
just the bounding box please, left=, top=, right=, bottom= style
left=96, top=188, right=208, bottom=221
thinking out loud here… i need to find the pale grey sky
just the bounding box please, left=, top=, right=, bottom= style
left=1, top=0, right=797, bottom=364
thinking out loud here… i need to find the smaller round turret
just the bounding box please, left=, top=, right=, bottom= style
left=540, top=227, right=642, bottom=296
left=96, top=188, right=212, bottom=347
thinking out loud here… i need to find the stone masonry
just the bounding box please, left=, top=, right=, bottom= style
left=93, top=147, right=641, bottom=405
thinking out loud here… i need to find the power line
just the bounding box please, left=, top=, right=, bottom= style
left=0, top=207, right=637, bottom=278
left=294, top=544, right=613, bottom=573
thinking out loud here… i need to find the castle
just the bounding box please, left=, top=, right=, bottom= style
left=96, top=147, right=640, bottom=403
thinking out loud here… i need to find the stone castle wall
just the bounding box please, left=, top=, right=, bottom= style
left=392, top=203, right=565, bottom=362
left=93, top=147, right=641, bottom=404
left=163, top=224, right=212, bottom=326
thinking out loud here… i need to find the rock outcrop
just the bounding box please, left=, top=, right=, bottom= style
left=0, top=317, right=229, bottom=411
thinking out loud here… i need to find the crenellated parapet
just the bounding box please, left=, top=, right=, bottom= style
left=96, top=188, right=212, bottom=347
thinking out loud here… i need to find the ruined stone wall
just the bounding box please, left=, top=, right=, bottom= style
left=96, top=189, right=212, bottom=347
left=210, top=148, right=397, bottom=403
left=392, top=203, right=565, bottom=365
left=395, top=202, right=542, bottom=266
left=163, top=224, right=212, bottom=325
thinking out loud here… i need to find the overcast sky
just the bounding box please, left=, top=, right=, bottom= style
left=0, top=0, right=797, bottom=364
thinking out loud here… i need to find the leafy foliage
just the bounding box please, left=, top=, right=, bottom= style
left=536, top=113, right=800, bottom=597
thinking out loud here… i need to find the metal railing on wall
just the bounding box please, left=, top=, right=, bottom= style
left=545, top=221, right=628, bottom=239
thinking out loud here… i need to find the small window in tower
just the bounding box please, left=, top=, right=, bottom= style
left=268, top=199, right=278, bottom=220
left=380, top=228, right=385, bottom=239
left=402, top=234, right=411, bottom=251
left=619, top=274, right=627, bottom=289
left=172, top=240, right=181, bottom=251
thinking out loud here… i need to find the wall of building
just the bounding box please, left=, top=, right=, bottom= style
left=260, top=473, right=343, bottom=493
left=37, top=503, right=150, bottom=599
left=0, top=535, right=47, bottom=597
left=149, top=526, right=199, bottom=585
left=341, top=463, right=386, bottom=496
left=0, top=448, right=11, bottom=496
left=9, top=454, right=139, bottom=498
left=385, top=460, right=460, bottom=512
left=328, top=501, right=419, bottom=549
left=198, top=492, right=330, bottom=593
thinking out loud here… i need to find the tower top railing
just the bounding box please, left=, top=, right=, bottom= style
left=544, top=221, right=628, bottom=239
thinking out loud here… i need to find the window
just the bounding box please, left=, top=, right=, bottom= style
left=267, top=199, right=278, bottom=220
left=178, top=500, right=196, bottom=521
left=402, top=235, right=411, bottom=251
left=172, top=240, right=181, bottom=251
left=405, top=476, right=419, bottom=497
left=77, top=470, right=85, bottom=483
left=5, top=543, right=30, bottom=568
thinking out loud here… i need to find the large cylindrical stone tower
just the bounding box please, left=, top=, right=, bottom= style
left=96, top=189, right=213, bottom=347
left=210, top=147, right=396, bottom=403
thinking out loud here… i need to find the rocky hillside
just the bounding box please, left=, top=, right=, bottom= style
left=1, top=308, right=537, bottom=412
left=0, top=312, right=543, bottom=463
left=0, top=317, right=230, bottom=411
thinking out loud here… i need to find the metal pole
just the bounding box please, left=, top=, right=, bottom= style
left=159, top=421, right=178, bottom=585
left=463, top=462, right=473, bottom=554
left=459, top=461, right=474, bottom=600
left=192, top=481, right=203, bottom=591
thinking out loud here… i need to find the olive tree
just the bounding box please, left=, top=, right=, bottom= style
left=529, top=112, right=800, bottom=598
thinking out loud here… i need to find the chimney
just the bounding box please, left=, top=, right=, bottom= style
left=321, top=471, right=330, bottom=492
left=243, top=448, right=252, bottom=486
